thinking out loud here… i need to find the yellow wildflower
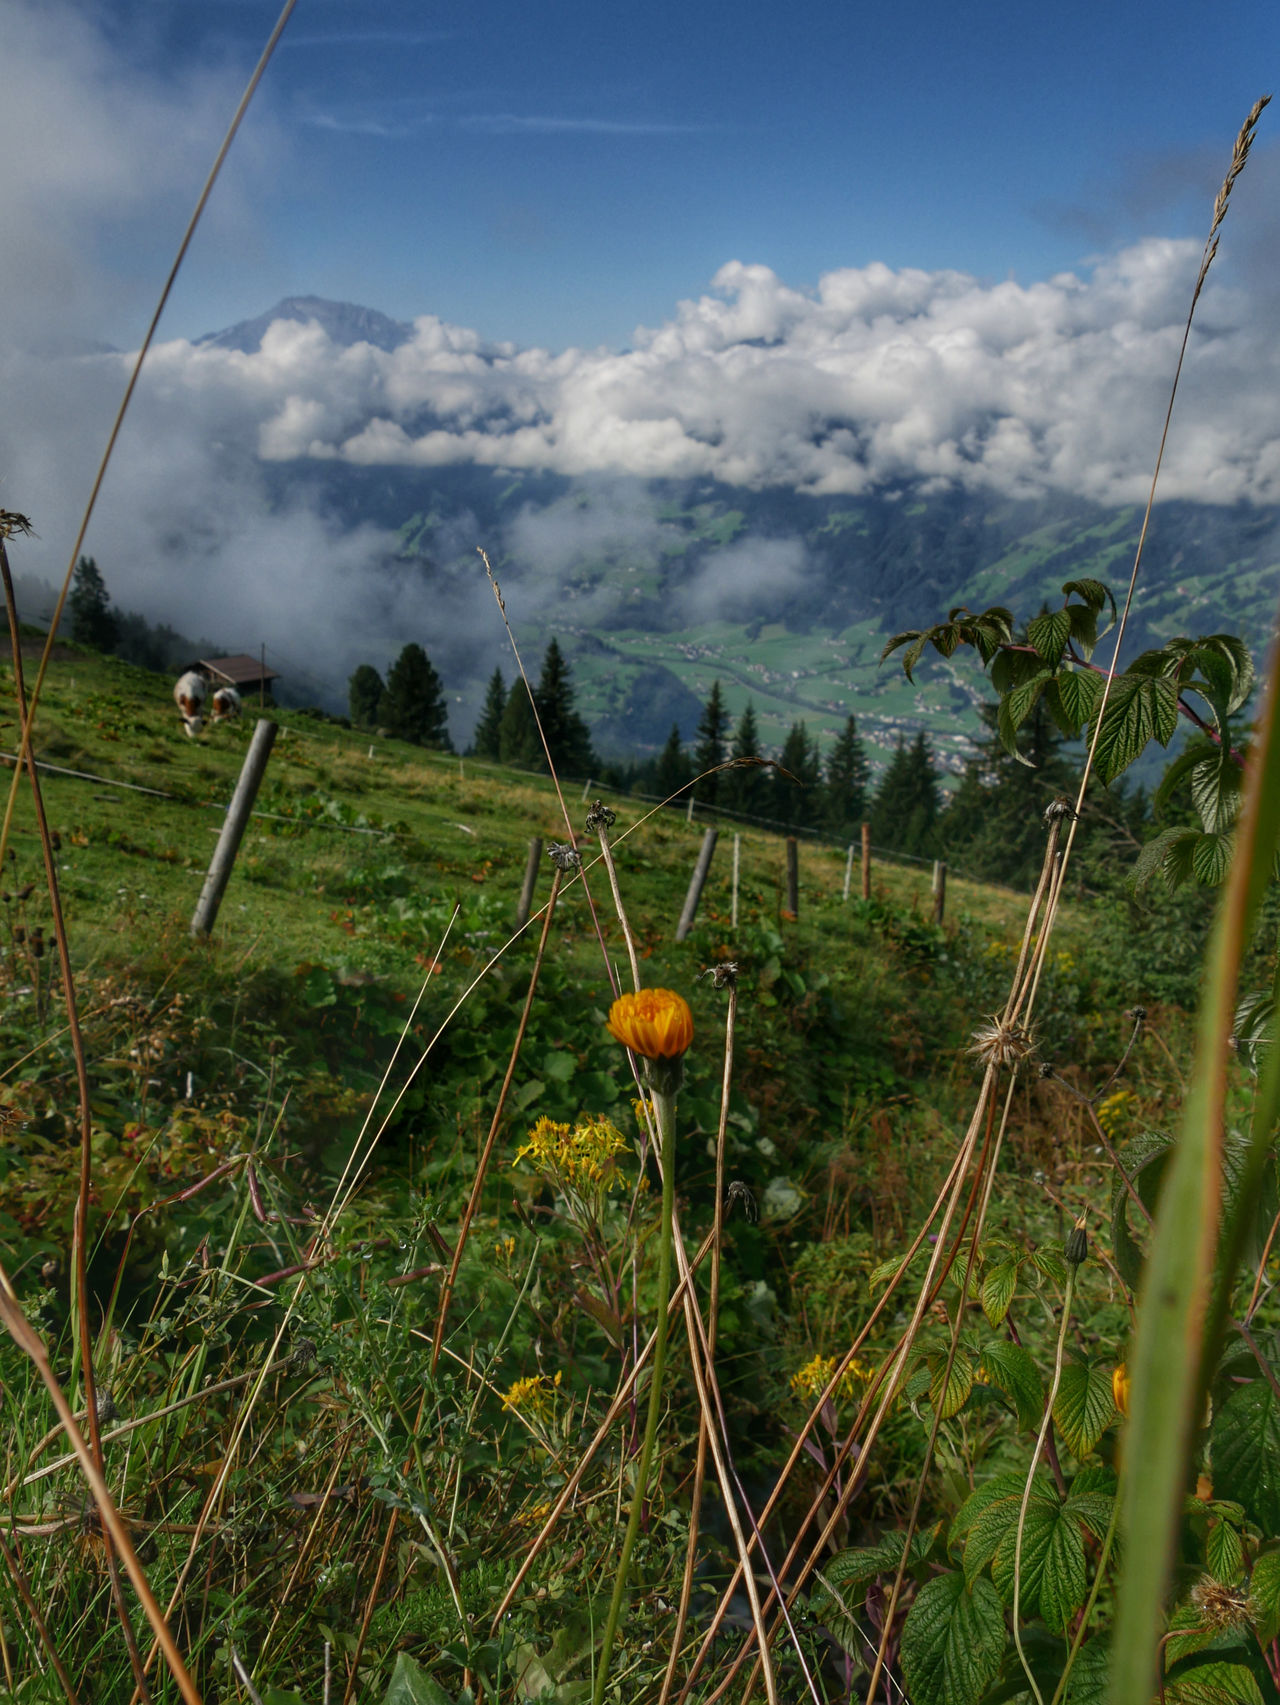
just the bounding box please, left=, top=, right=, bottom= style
left=790, top=1353, right=867, bottom=1403
left=607, top=989, right=693, bottom=1060
left=514, top=1115, right=629, bottom=1193
left=500, top=1370, right=562, bottom=1420
left=1097, top=1089, right=1138, bottom=1139
left=1112, top=1364, right=1130, bottom=1418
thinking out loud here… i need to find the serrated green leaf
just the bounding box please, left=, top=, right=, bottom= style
left=981, top=1261, right=1019, bottom=1327
left=1191, top=832, right=1235, bottom=887
left=1062, top=578, right=1117, bottom=623
left=1064, top=1465, right=1117, bottom=1545
left=1164, top=1660, right=1264, bottom=1704
left=978, top=1338, right=1044, bottom=1429
left=1066, top=600, right=1099, bottom=658
left=1091, top=673, right=1180, bottom=786
left=972, top=607, right=1015, bottom=662
left=1046, top=667, right=1106, bottom=735
left=1028, top=608, right=1074, bottom=667
left=1053, top=1360, right=1117, bottom=1459
left=1190, top=748, right=1243, bottom=837
left=384, top=1653, right=455, bottom=1705
left=1212, top=1380, right=1280, bottom=1532
left=1205, top=1518, right=1244, bottom=1584
left=1132, top=826, right=1202, bottom=895
left=899, top=1570, right=1006, bottom=1705
left=820, top=1524, right=941, bottom=1597
left=1064, top=1639, right=1110, bottom=1705
left=930, top=1348, right=975, bottom=1419
left=962, top=1474, right=1053, bottom=1587
left=989, top=1495, right=1087, bottom=1631
left=1248, top=1549, right=1280, bottom=1644
left=1110, top=1128, right=1173, bottom=1288
left=1029, top=1245, right=1068, bottom=1285
left=952, top=1471, right=1029, bottom=1543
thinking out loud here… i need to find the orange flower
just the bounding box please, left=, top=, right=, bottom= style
left=1112, top=1364, right=1130, bottom=1418
left=607, top=989, right=693, bottom=1060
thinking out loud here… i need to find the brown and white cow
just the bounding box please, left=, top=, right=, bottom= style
left=211, top=685, right=242, bottom=722
left=173, top=670, right=207, bottom=737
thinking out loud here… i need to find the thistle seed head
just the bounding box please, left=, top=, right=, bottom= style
left=969, top=1015, right=1035, bottom=1069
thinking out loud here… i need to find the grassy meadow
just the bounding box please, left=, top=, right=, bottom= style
left=3, top=630, right=1248, bottom=1705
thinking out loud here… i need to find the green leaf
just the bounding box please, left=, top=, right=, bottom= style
left=820, top=1523, right=941, bottom=1596
left=1066, top=600, right=1099, bottom=658
left=1028, top=608, right=1074, bottom=667
left=981, top=1261, right=1020, bottom=1327
left=960, top=1473, right=1052, bottom=1586
left=1133, top=826, right=1202, bottom=895
left=1062, top=578, right=1117, bottom=623
left=998, top=671, right=1052, bottom=763
left=1212, top=1380, right=1280, bottom=1533
left=1191, top=832, right=1235, bottom=888
left=1046, top=668, right=1106, bottom=735
left=1205, top=1518, right=1244, bottom=1584
left=899, top=1570, right=1006, bottom=1705
left=978, top=1338, right=1044, bottom=1428
left=1064, top=1639, right=1111, bottom=1705
left=952, top=1471, right=1029, bottom=1545
left=1064, top=1465, right=1118, bottom=1544
left=1248, top=1548, right=1280, bottom=1644
left=1053, top=1360, right=1117, bottom=1459
left=1028, top=1244, right=1068, bottom=1285
left=541, top=1049, right=577, bottom=1083
left=1110, top=1128, right=1173, bottom=1288
left=990, top=1494, right=1087, bottom=1631
left=384, top=1653, right=456, bottom=1705
left=1091, top=672, right=1180, bottom=786
left=929, top=1348, right=975, bottom=1420
left=1164, top=1661, right=1264, bottom=1704
left=1190, top=747, right=1243, bottom=837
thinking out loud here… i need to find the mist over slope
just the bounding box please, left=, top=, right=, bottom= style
left=6, top=258, right=1279, bottom=762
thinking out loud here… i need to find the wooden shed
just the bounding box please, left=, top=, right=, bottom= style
left=193, top=655, right=280, bottom=702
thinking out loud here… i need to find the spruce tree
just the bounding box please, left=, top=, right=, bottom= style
left=535, top=639, right=595, bottom=775
left=942, top=700, right=1077, bottom=886
left=68, top=556, right=119, bottom=651
left=472, top=668, right=507, bottom=759
left=824, top=714, right=870, bottom=833
left=871, top=730, right=940, bottom=855
left=378, top=644, right=452, bottom=749
left=723, top=701, right=766, bottom=819
left=654, top=723, right=692, bottom=807
left=773, top=721, right=822, bottom=828
left=348, top=664, right=385, bottom=729
left=499, top=677, right=543, bottom=768
left=692, top=680, right=730, bottom=805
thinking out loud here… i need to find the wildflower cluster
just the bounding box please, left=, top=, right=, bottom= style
left=514, top=1114, right=630, bottom=1194
left=1097, top=1088, right=1140, bottom=1138
left=789, top=1353, right=872, bottom=1403
left=500, top=1371, right=562, bottom=1420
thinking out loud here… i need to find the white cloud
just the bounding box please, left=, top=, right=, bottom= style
left=72, top=229, right=1274, bottom=509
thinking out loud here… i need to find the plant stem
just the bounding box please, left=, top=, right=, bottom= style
left=593, top=1083, right=678, bottom=1705
left=1048, top=1488, right=1120, bottom=1705
left=1013, top=1265, right=1076, bottom=1705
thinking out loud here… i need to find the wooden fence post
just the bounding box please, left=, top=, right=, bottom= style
left=581, top=778, right=592, bottom=802
left=785, top=837, right=799, bottom=918
left=933, top=861, right=947, bottom=926
left=843, top=842, right=854, bottom=902
left=731, top=832, right=741, bottom=931
left=686, top=795, right=695, bottom=824
left=516, top=837, right=543, bottom=929
left=675, top=827, right=718, bottom=942
left=861, top=822, right=871, bottom=901
left=190, top=719, right=277, bottom=937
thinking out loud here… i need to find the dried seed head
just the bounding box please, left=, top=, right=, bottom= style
left=1044, top=796, right=1077, bottom=824
left=699, top=961, right=739, bottom=989
left=546, top=842, right=581, bottom=872
left=585, top=799, right=616, bottom=833
left=1126, top=1006, right=1147, bottom=1023
left=1189, top=1577, right=1252, bottom=1631
left=969, top=1015, right=1035, bottom=1069
left=726, top=1181, right=757, bottom=1221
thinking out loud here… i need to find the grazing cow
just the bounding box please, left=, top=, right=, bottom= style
left=173, top=670, right=207, bottom=737
left=211, top=685, right=242, bottom=722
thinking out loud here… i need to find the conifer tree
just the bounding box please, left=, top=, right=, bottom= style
left=68, top=556, right=119, bottom=651
left=871, top=730, right=940, bottom=855
left=824, top=713, right=870, bottom=833
left=692, top=680, right=730, bottom=805
left=535, top=639, right=595, bottom=775
left=499, top=677, right=543, bottom=768
left=722, top=701, right=766, bottom=819
left=654, top=723, right=692, bottom=807
left=378, top=644, right=452, bottom=749
left=348, top=664, right=384, bottom=729
left=773, top=721, right=822, bottom=828
left=942, top=700, right=1077, bottom=886
left=472, top=668, right=507, bottom=759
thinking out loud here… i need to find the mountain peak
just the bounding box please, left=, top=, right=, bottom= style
left=196, top=295, right=414, bottom=355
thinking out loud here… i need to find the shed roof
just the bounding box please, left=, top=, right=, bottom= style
left=196, top=655, right=280, bottom=685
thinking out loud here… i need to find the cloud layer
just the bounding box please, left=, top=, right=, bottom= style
left=108, top=231, right=1280, bottom=510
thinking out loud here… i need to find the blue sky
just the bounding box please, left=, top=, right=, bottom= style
left=92, top=0, right=1278, bottom=351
